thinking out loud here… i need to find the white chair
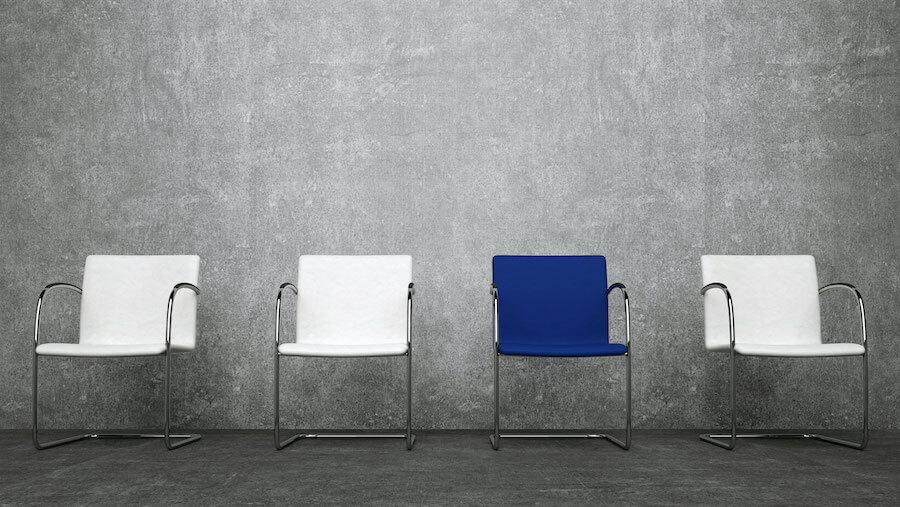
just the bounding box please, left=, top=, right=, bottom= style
left=700, top=255, right=868, bottom=450
left=33, top=255, right=201, bottom=450
left=274, top=255, right=416, bottom=450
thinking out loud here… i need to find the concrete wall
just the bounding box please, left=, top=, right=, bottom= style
left=1, top=1, right=897, bottom=430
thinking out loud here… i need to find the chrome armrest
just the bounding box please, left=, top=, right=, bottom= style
left=33, top=283, right=83, bottom=349
left=701, top=282, right=735, bottom=348
left=819, top=283, right=867, bottom=349
left=170, top=282, right=200, bottom=296
left=278, top=282, right=298, bottom=298
left=165, top=283, right=200, bottom=350
left=607, top=283, right=631, bottom=348
left=275, top=282, right=298, bottom=348
left=407, top=283, right=415, bottom=345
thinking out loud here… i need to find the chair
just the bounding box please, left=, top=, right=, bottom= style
left=274, top=255, right=416, bottom=450
left=489, top=255, right=631, bottom=450
left=32, top=255, right=201, bottom=450
left=699, top=255, right=868, bottom=450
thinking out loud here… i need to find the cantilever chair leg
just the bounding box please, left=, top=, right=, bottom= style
left=700, top=352, right=868, bottom=451
left=274, top=351, right=301, bottom=450
left=406, top=348, right=416, bottom=450
left=32, top=350, right=87, bottom=450
left=33, top=350, right=201, bottom=450
left=162, top=349, right=201, bottom=449
left=699, top=344, right=737, bottom=450
left=602, top=349, right=632, bottom=450
left=490, top=345, right=500, bottom=450
left=491, top=352, right=632, bottom=451
left=274, top=351, right=416, bottom=450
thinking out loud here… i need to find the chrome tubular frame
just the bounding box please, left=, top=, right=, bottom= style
left=33, top=282, right=202, bottom=451
left=273, top=282, right=299, bottom=450
left=698, top=282, right=737, bottom=450
left=814, top=283, right=868, bottom=449
left=490, top=283, right=499, bottom=449
left=274, top=282, right=416, bottom=451
left=490, top=282, right=632, bottom=451
left=162, top=283, right=203, bottom=449
left=699, top=282, right=868, bottom=451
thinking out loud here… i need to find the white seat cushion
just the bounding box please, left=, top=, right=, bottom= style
left=35, top=342, right=192, bottom=357
left=733, top=342, right=865, bottom=357
left=278, top=342, right=409, bottom=357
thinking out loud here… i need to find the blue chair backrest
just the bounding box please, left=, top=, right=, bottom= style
left=492, top=255, right=609, bottom=346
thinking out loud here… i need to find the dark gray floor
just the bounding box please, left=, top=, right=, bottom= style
left=2, top=430, right=898, bottom=505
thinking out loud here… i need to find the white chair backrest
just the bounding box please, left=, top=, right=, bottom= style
left=297, top=255, right=411, bottom=346
left=701, top=255, right=821, bottom=350
left=79, top=255, right=200, bottom=350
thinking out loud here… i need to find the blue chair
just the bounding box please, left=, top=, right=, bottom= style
left=489, top=255, right=631, bottom=450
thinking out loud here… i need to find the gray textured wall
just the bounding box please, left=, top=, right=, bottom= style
left=1, top=1, right=898, bottom=431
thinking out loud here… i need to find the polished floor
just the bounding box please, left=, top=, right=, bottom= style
left=2, top=430, right=898, bottom=505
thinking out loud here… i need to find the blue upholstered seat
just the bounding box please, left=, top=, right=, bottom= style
left=493, top=255, right=623, bottom=357
left=498, top=342, right=627, bottom=357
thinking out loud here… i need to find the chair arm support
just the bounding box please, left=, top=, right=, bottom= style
left=165, top=283, right=200, bottom=350
left=819, top=283, right=867, bottom=349
left=701, top=282, right=729, bottom=296
left=171, top=282, right=200, bottom=295
left=701, top=282, right=735, bottom=348
left=407, top=283, right=415, bottom=345
left=275, top=282, right=298, bottom=348
left=33, top=283, right=83, bottom=349
left=40, top=283, right=82, bottom=295
left=490, top=283, right=499, bottom=348
left=279, top=282, right=299, bottom=296
left=819, top=282, right=861, bottom=295
left=607, top=283, right=631, bottom=349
